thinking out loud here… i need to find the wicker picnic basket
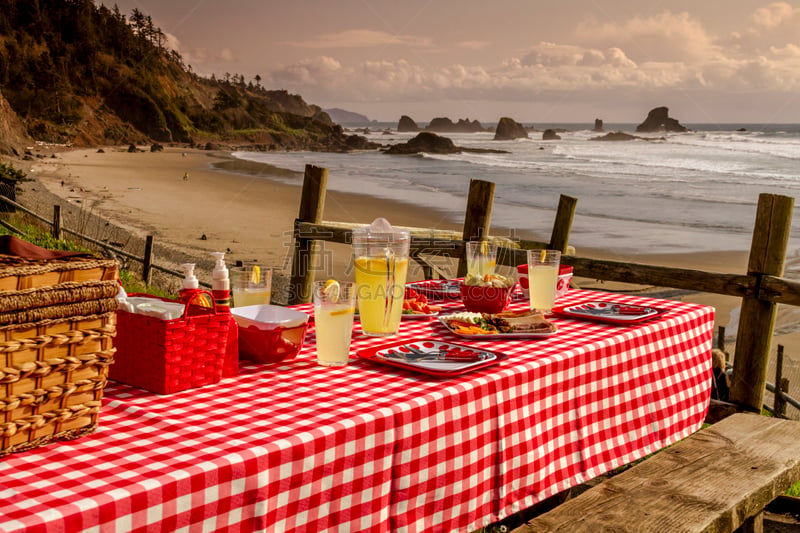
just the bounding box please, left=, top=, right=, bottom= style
left=110, top=291, right=230, bottom=395
left=0, top=241, right=118, bottom=457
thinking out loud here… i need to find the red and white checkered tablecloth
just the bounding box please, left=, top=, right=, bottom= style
left=0, top=288, right=714, bottom=533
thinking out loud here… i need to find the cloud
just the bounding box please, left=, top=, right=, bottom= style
left=574, top=11, right=717, bottom=63
left=262, top=7, right=800, bottom=113
left=752, top=2, right=796, bottom=28
left=457, top=40, right=491, bottom=50
left=722, top=2, right=800, bottom=56
left=269, top=56, right=343, bottom=85
left=164, top=31, right=235, bottom=68
left=285, top=29, right=430, bottom=49
left=521, top=42, right=637, bottom=69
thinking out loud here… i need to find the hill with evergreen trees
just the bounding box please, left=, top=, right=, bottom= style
left=0, top=0, right=372, bottom=154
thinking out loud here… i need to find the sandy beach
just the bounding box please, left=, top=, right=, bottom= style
left=16, top=144, right=800, bottom=400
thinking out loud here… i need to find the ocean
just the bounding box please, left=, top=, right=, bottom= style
left=231, top=123, right=800, bottom=259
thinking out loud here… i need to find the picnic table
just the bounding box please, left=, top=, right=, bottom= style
left=0, top=287, right=714, bottom=532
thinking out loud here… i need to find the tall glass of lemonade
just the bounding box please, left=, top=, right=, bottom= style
left=313, top=280, right=356, bottom=367
left=353, top=218, right=410, bottom=337
left=526, top=249, right=561, bottom=314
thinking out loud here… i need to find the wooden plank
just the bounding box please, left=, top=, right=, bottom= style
left=549, top=194, right=577, bottom=253
left=52, top=204, right=62, bottom=240
left=513, top=413, right=800, bottom=533
left=142, top=235, right=154, bottom=285
left=565, top=256, right=755, bottom=297
left=458, top=179, right=495, bottom=277
left=289, top=165, right=328, bottom=304
left=731, top=193, right=794, bottom=411
left=760, top=276, right=800, bottom=306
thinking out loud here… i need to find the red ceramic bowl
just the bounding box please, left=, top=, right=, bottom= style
left=460, top=283, right=513, bottom=314
left=231, top=305, right=310, bottom=364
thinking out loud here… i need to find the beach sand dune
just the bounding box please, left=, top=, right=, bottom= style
left=17, top=145, right=800, bottom=418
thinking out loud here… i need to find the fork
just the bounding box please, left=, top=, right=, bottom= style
left=383, top=346, right=486, bottom=362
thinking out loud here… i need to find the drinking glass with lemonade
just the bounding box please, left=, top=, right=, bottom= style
left=466, top=240, right=497, bottom=278
left=526, top=249, right=561, bottom=313
left=231, top=265, right=272, bottom=307
left=313, top=280, right=356, bottom=367
left=353, top=218, right=410, bottom=337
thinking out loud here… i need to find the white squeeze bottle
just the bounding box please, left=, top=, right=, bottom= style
left=210, top=252, right=231, bottom=307
left=211, top=252, right=240, bottom=377
left=179, top=263, right=213, bottom=307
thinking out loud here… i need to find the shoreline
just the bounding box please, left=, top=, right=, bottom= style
left=22, top=145, right=756, bottom=273
left=14, top=145, right=800, bottom=377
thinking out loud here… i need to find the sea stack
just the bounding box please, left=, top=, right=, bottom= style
left=426, top=117, right=486, bottom=133
left=494, top=117, right=529, bottom=140
left=636, top=107, right=687, bottom=133
left=542, top=129, right=561, bottom=140
left=593, top=119, right=604, bottom=132
left=397, top=115, right=420, bottom=132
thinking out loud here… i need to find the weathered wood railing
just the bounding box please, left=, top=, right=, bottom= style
left=0, top=194, right=203, bottom=287
left=290, top=164, right=797, bottom=415
left=289, top=165, right=578, bottom=303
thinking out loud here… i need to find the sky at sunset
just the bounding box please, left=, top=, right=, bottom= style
left=102, top=1, right=800, bottom=124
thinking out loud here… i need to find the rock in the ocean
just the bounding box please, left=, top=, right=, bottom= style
left=593, top=119, right=604, bottom=132
left=383, top=132, right=508, bottom=155
left=635, top=107, right=687, bottom=133
left=397, top=115, right=420, bottom=132
left=426, top=117, right=486, bottom=133
left=384, top=132, right=457, bottom=154
left=494, top=117, right=529, bottom=140
left=150, top=143, right=164, bottom=152
left=542, top=129, right=561, bottom=140
left=591, top=131, right=640, bottom=141
left=345, top=135, right=373, bottom=150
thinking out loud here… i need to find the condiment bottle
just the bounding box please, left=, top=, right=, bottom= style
left=211, top=252, right=240, bottom=377
left=178, top=263, right=213, bottom=307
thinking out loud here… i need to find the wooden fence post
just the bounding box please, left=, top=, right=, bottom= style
left=773, top=345, right=787, bottom=417
left=457, top=179, right=495, bottom=278
left=549, top=194, right=577, bottom=253
left=52, top=205, right=62, bottom=240
left=142, top=235, right=154, bottom=285
left=730, top=193, right=794, bottom=412
left=289, top=165, right=328, bottom=305
left=717, top=326, right=726, bottom=353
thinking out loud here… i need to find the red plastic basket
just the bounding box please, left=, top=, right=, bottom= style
left=110, top=291, right=230, bottom=394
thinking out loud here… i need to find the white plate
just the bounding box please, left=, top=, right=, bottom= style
left=407, top=280, right=461, bottom=299
left=553, top=301, right=665, bottom=325
left=437, top=315, right=557, bottom=339
left=357, top=339, right=502, bottom=375
left=401, top=311, right=440, bottom=320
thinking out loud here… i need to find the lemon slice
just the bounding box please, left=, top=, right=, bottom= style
left=251, top=265, right=261, bottom=284
left=322, top=279, right=340, bottom=303
left=330, top=306, right=355, bottom=316
left=540, top=250, right=546, bottom=263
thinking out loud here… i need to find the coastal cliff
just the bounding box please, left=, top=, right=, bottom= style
left=0, top=0, right=373, bottom=152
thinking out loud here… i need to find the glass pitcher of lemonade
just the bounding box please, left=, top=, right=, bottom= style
left=353, top=218, right=410, bottom=337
